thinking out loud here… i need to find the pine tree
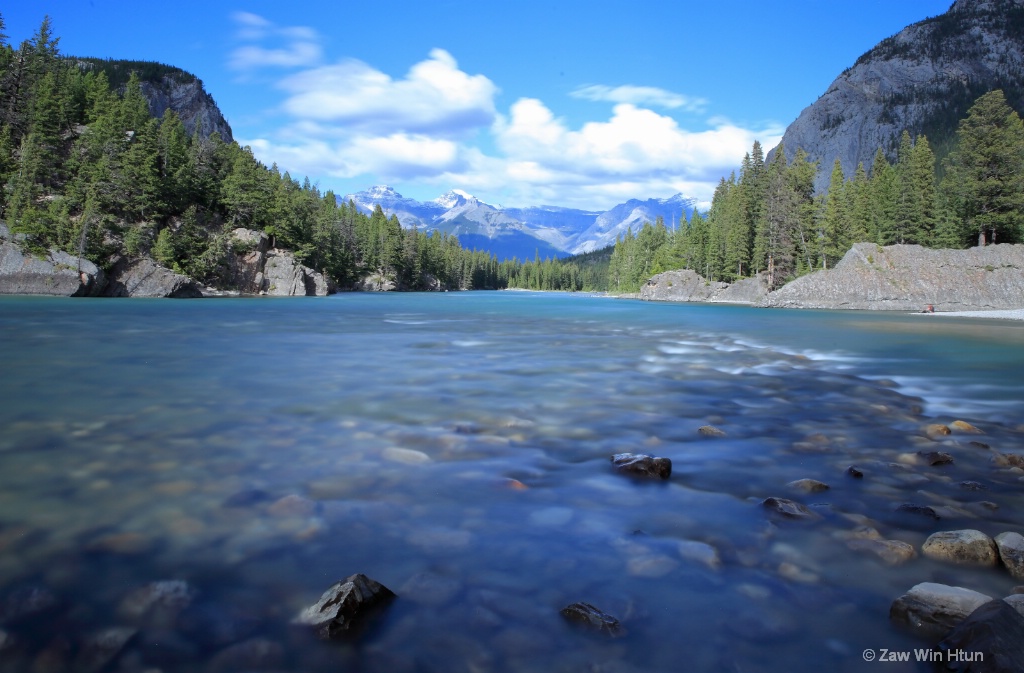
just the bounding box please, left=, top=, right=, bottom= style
left=821, top=158, right=849, bottom=268
left=942, top=89, right=1024, bottom=246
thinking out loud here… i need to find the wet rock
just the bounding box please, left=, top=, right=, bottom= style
left=1005, top=594, right=1024, bottom=617
left=961, top=481, right=987, bottom=491
left=778, top=562, right=819, bottom=583
left=970, top=440, right=992, bottom=450
left=951, top=420, right=984, bottom=434
left=208, top=637, right=284, bottom=672
left=786, top=478, right=830, bottom=493
left=922, top=530, right=999, bottom=566
left=926, top=424, right=952, bottom=438
left=846, top=538, right=918, bottom=566
left=847, top=466, right=864, bottom=479
left=890, top=582, right=993, bottom=640
left=610, top=453, right=671, bottom=480
left=267, top=494, right=318, bottom=517
left=503, top=478, right=529, bottom=491
left=698, top=425, right=726, bottom=437
left=222, top=488, right=273, bottom=508
left=117, top=580, right=195, bottom=628
left=176, top=602, right=260, bottom=649
left=995, top=532, right=1024, bottom=580
left=293, top=574, right=396, bottom=640
left=918, top=450, right=954, bottom=466
left=761, top=497, right=822, bottom=521
left=74, top=627, right=137, bottom=673
left=896, top=503, right=940, bottom=519
left=937, top=599, right=1024, bottom=673
left=992, top=453, right=1024, bottom=469
left=0, top=585, right=62, bottom=627
left=559, top=602, right=623, bottom=637
left=677, top=540, right=722, bottom=570
left=626, top=554, right=678, bottom=578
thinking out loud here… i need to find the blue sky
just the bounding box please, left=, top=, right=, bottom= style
left=7, top=1, right=951, bottom=209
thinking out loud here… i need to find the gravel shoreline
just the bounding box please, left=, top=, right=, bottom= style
left=927, top=308, right=1024, bottom=321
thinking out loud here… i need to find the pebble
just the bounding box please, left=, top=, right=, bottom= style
left=925, top=424, right=952, bottom=438
left=786, top=478, right=830, bottom=493
left=951, top=420, right=983, bottom=434
left=698, top=425, right=726, bottom=437
left=677, top=540, right=722, bottom=570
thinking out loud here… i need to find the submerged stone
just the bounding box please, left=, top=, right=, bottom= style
left=918, top=450, right=954, bottom=466
left=559, top=602, right=623, bottom=637
left=74, top=627, right=137, bottom=673
left=610, top=453, right=671, bottom=479
left=698, top=425, right=727, bottom=437
left=896, top=503, right=941, bottom=519
left=293, top=574, right=396, bottom=640
left=761, top=497, right=822, bottom=521
left=846, top=538, right=917, bottom=566
left=786, top=478, right=830, bottom=493
left=951, top=420, right=984, bottom=434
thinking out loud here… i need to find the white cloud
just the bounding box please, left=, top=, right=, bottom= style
left=228, top=12, right=323, bottom=70
left=276, top=49, right=498, bottom=136
left=571, top=84, right=707, bottom=112
left=234, top=42, right=781, bottom=209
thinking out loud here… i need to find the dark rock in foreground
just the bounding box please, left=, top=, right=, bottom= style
left=559, top=602, right=623, bottom=637
left=104, top=256, right=203, bottom=298
left=292, top=574, right=396, bottom=640
left=75, top=627, right=137, bottom=673
left=610, top=453, right=672, bottom=479
left=937, top=599, right=1024, bottom=673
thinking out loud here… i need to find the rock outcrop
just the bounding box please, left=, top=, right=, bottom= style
left=262, top=250, right=330, bottom=296
left=140, top=74, right=232, bottom=142
left=639, top=269, right=769, bottom=304
left=0, top=223, right=105, bottom=296
left=761, top=243, right=1024, bottom=310
left=104, top=256, right=204, bottom=298
left=771, top=0, right=1024, bottom=193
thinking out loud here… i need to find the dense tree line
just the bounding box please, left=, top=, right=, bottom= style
left=598, top=90, right=1024, bottom=293
left=0, top=15, right=507, bottom=291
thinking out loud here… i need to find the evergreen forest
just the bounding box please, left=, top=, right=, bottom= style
left=2, top=15, right=1023, bottom=296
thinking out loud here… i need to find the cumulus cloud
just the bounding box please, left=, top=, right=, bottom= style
left=233, top=40, right=781, bottom=208
left=228, top=12, right=323, bottom=70
left=570, top=84, right=707, bottom=112
left=276, top=49, right=498, bottom=135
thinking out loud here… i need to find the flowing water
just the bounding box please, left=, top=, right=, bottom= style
left=1, top=292, right=1023, bottom=672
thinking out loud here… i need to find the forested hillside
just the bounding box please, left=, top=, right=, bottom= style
left=0, top=15, right=515, bottom=292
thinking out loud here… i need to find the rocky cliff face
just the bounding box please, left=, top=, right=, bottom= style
left=226, top=228, right=332, bottom=296
left=638, top=269, right=769, bottom=304
left=771, top=0, right=1024, bottom=192
left=761, top=242, right=1024, bottom=310
left=140, top=76, right=233, bottom=142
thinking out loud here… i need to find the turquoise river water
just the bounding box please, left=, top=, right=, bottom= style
left=1, top=292, right=1023, bottom=672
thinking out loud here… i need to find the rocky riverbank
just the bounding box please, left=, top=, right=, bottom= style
left=640, top=242, right=1024, bottom=312
left=0, top=223, right=331, bottom=298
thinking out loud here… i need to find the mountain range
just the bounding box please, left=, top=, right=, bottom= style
left=342, top=186, right=696, bottom=261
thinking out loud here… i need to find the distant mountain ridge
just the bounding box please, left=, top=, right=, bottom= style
left=772, top=0, right=1024, bottom=192
left=342, top=186, right=696, bottom=261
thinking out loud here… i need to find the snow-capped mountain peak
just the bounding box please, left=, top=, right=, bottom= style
left=365, top=185, right=402, bottom=200
left=434, top=189, right=477, bottom=209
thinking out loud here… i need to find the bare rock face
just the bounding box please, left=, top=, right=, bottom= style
left=890, top=582, right=994, bottom=640
left=293, top=574, right=396, bottom=640
left=770, top=0, right=1024, bottom=193
left=0, top=230, right=105, bottom=297
left=140, top=75, right=233, bottom=143
left=761, top=243, right=1024, bottom=311
left=262, top=250, right=331, bottom=296
left=639, top=269, right=769, bottom=305
left=224, top=229, right=269, bottom=293
left=104, top=256, right=203, bottom=298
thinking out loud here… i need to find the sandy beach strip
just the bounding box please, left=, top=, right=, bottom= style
left=928, top=308, right=1024, bottom=321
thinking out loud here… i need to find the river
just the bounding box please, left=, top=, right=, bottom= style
left=1, top=292, right=1022, bottom=672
